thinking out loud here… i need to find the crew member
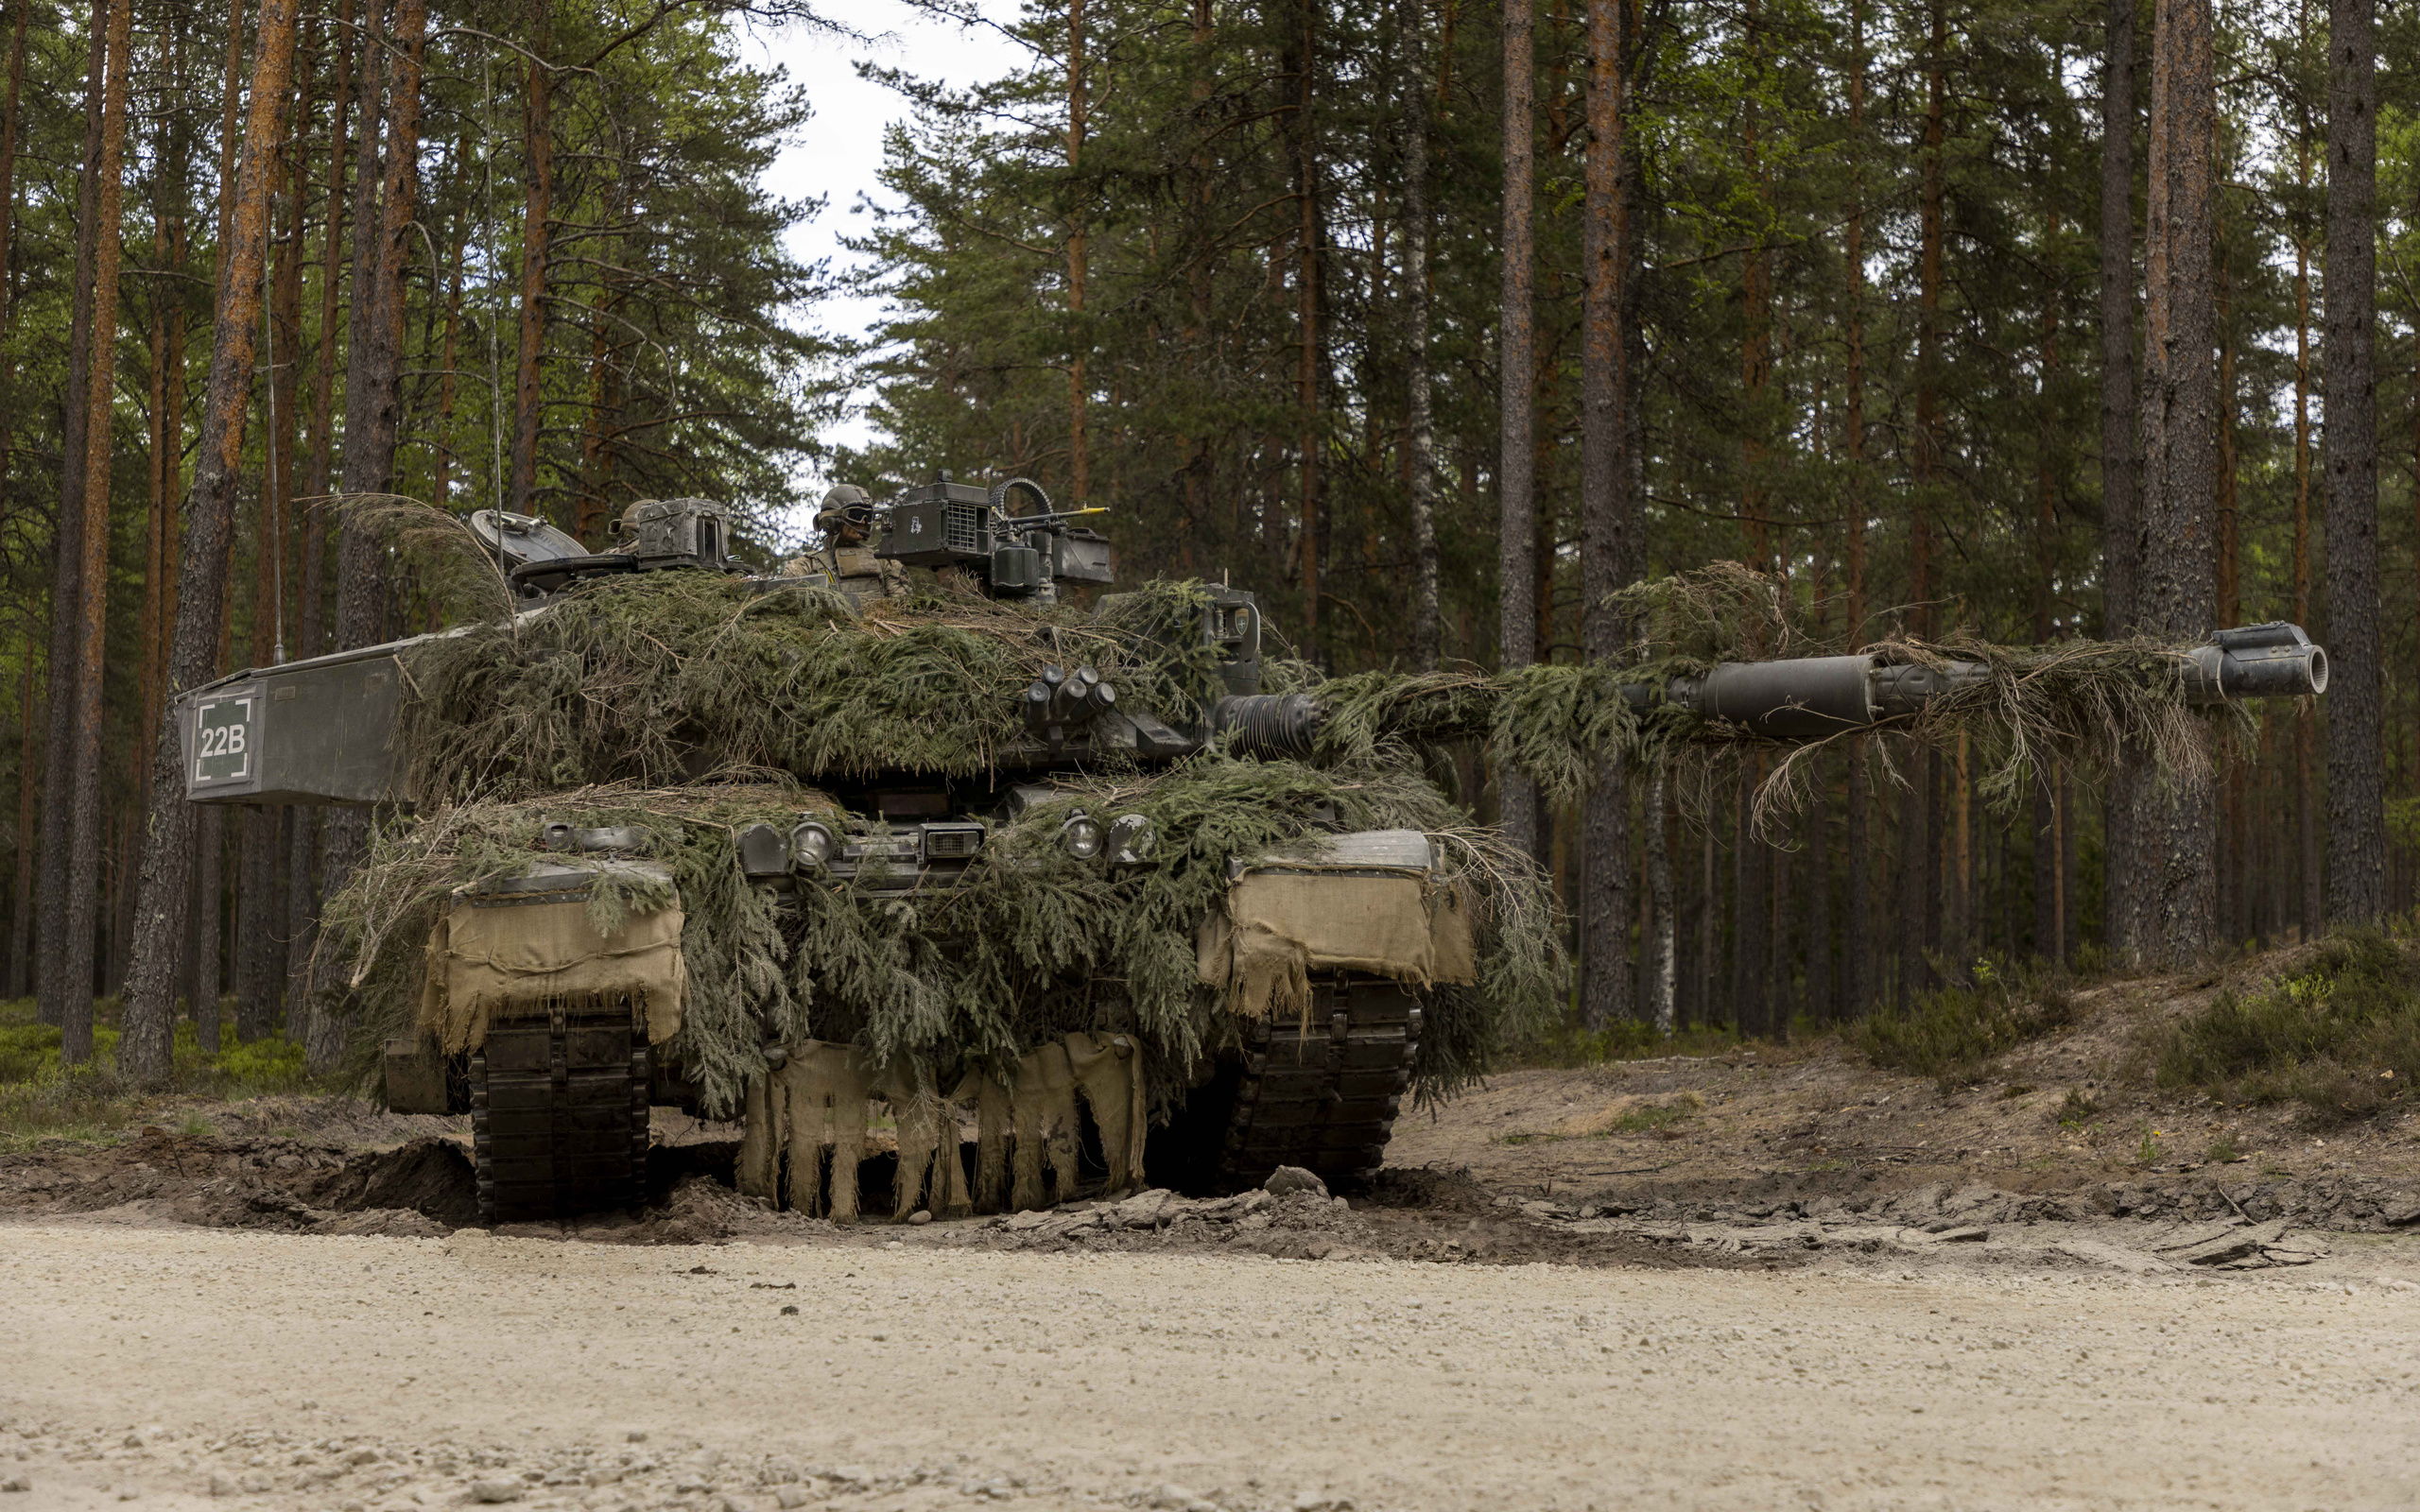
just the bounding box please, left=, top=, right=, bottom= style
left=788, top=484, right=909, bottom=605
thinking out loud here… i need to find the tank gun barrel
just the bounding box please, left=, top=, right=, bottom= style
left=1665, top=621, right=2325, bottom=741
left=1214, top=624, right=2329, bottom=757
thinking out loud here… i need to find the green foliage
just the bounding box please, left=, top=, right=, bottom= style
left=1516, top=1016, right=1744, bottom=1065
left=2057, top=1088, right=2101, bottom=1128
left=327, top=759, right=1565, bottom=1120
left=1852, top=965, right=2079, bottom=1083
left=0, top=998, right=319, bottom=1149
left=2150, top=931, right=2420, bottom=1122
left=395, top=574, right=1245, bottom=803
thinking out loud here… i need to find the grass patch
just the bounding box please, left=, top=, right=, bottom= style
left=0, top=997, right=322, bottom=1151
left=1516, top=1018, right=1745, bottom=1067
left=2057, top=1088, right=2101, bottom=1127
left=1851, top=961, right=2079, bottom=1085
left=2205, top=1130, right=2242, bottom=1164
left=2149, top=929, right=2420, bottom=1123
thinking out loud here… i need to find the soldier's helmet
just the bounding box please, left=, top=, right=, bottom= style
left=814, top=483, right=875, bottom=535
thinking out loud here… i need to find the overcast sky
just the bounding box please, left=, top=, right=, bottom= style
left=736, top=7, right=1026, bottom=532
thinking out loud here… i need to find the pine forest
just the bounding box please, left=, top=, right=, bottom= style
left=1, top=0, right=2414, bottom=1071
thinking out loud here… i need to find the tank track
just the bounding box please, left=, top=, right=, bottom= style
left=1213, top=975, right=1422, bottom=1192
left=470, top=996, right=651, bottom=1224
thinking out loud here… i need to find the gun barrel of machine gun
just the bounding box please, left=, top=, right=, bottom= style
left=993, top=506, right=1110, bottom=534
left=1208, top=624, right=2329, bottom=756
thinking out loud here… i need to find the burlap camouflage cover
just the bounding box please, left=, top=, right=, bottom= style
left=418, top=894, right=687, bottom=1054
left=1195, top=871, right=1478, bottom=1022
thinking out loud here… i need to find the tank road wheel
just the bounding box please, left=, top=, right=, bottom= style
left=469, top=998, right=650, bottom=1225
left=1214, top=974, right=1422, bottom=1192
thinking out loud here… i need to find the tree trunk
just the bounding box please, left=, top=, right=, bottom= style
left=1806, top=747, right=1832, bottom=1021
left=58, top=0, right=132, bottom=1064
left=1841, top=0, right=1871, bottom=1018
left=0, top=0, right=32, bottom=1002
left=2033, top=196, right=2063, bottom=961
left=2217, top=248, right=2244, bottom=944
left=129, top=197, right=174, bottom=987
left=302, top=0, right=352, bottom=549
left=1901, top=0, right=1945, bottom=1003
left=190, top=809, right=221, bottom=1041
left=115, top=0, right=301, bottom=1085
left=215, top=0, right=246, bottom=257
left=314, top=0, right=424, bottom=1074
left=2324, top=0, right=2385, bottom=924
left=1645, top=767, right=1675, bottom=1034
left=33, top=0, right=110, bottom=1032
left=2100, top=0, right=2140, bottom=959
left=0, top=0, right=25, bottom=334
left=2290, top=149, right=2321, bottom=940
left=435, top=248, right=463, bottom=507
left=1739, top=0, right=1770, bottom=571
left=1497, top=0, right=1538, bottom=865
left=285, top=0, right=351, bottom=1020
left=1403, top=0, right=1439, bottom=672
left=7, top=650, right=34, bottom=998
left=1577, top=0, right=1629, bottom=1027
left=1771, top=811, right=1792, bottom=1037
left=1291, top=0, right=1319, bottom=650
left=1062, top=0, right=1090, bottom=516
left=1732, top=762, right=1767, bottom=1034
left=238, top=91, right=307, bottom=1042
left=2133, top=0, right=2219, bottom=965
left=507, top=0, right=552, bottom=519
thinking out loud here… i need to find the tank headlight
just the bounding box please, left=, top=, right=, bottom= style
left=789, top=819, right=838, bottom=869
left=1058, top=813, right=1105, bottom=860
left=1107, top=813, right=1155, bottom=866
left=735, top=822, right=790, bottom=878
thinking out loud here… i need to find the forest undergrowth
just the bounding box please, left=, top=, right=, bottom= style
left=2146, top=930, right=2420, bottom=1123
left=0, top=998, right=318, bottom=1150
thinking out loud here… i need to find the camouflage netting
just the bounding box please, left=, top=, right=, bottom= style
left=326, top=554, right=2242, bottom=1112
left=390, top=564, right=2224, bottom=825
left=1308, top=563, right=2226, bottom=829
left=392, top=573, right=1249, bottom=805
left=328, top=764, right=1559, bottom=1119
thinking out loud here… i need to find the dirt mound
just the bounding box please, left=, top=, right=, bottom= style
left=309, top=1138, right=482, bottom=1228
left=0, top=1127, right=478, bottom=1235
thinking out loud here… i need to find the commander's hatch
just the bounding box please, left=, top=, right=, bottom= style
left=470, top=509, right=588, bottom=573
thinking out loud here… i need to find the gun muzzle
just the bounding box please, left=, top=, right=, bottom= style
left=2182, top=623, right=2329, bottom=702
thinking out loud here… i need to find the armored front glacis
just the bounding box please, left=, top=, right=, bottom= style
left=174, top=485, right=2329, bottom=1226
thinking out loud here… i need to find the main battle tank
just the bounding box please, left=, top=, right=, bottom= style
left=172, top=481, right=2329, bottom=1226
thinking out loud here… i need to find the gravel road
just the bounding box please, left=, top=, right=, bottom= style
left=7, top=1222, right=2417, bottom=1512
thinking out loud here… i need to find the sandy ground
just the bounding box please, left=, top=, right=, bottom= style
left=8, top=1221, right=2420, bottom=1512
left=1389, top=971, right=2420, bottom=1209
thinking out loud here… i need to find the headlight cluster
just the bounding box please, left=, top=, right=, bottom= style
left=1059, top=810, right=1153, bottom=865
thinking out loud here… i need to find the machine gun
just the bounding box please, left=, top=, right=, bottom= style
left=876, top=472, right=1113, bottom=599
